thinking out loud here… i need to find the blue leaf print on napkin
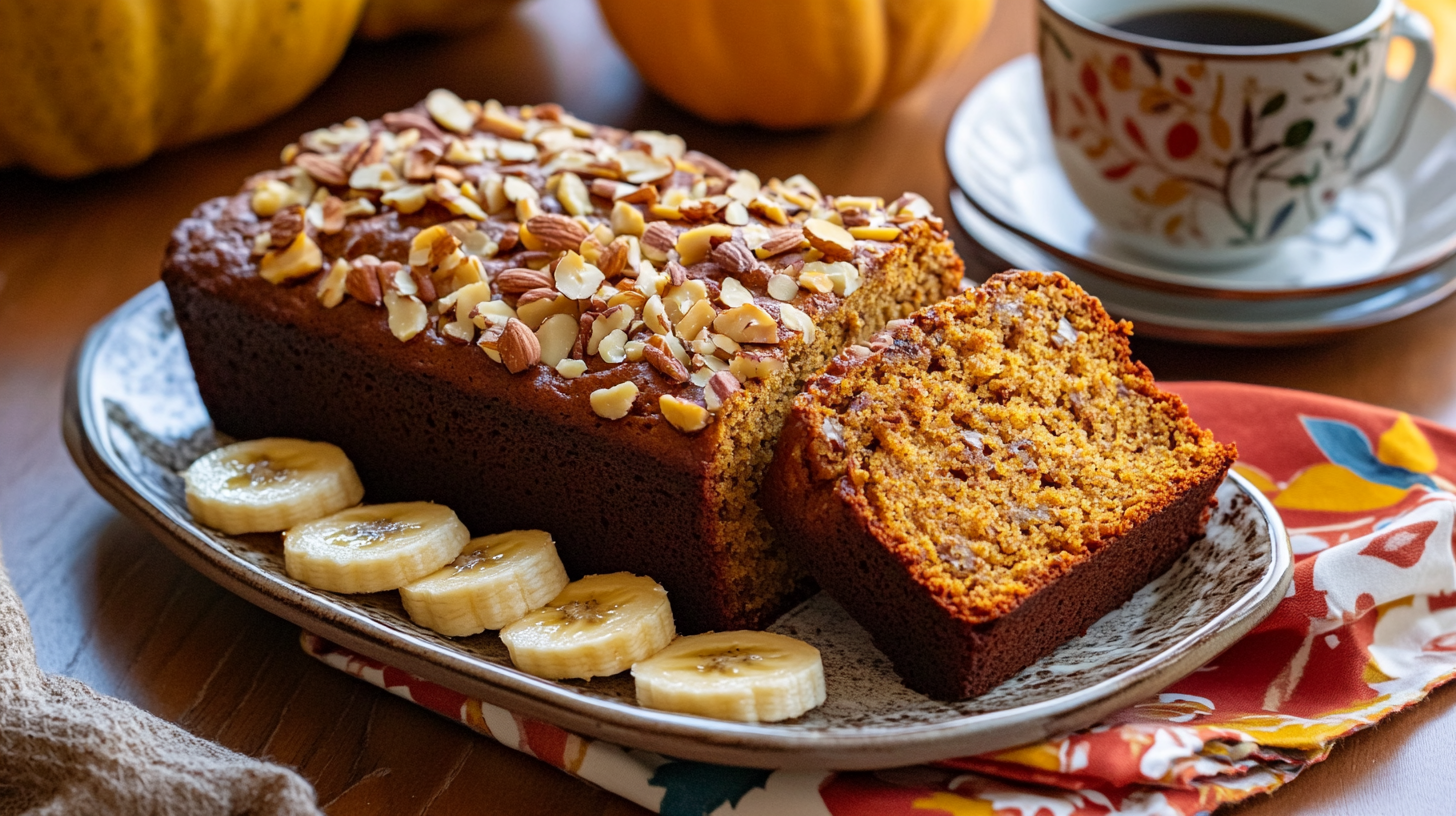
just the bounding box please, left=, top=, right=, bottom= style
left=650, top=761, right=773, bottom=816
left=1300, top=416, right=1437, bottom=489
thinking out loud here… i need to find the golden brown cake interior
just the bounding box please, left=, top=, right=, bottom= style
left=710, top=230, right=962, bottom=620
left=792, top=271, right=1234, bottom=624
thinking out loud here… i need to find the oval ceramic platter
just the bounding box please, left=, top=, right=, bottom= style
left=63, top=283, right=1293, bottom=771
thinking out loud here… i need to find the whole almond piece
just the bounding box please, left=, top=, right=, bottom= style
left=641, top=222, right=677, bottom=259
left=711, top=241, right=755, bottom=275
left=346, top=257, right=384, bottom=305
left=644, top=335, right=690, bottom=383
left=294, top=153, right=348, bottom=186
left=495, top=267, right=555, bottom=294
left=525, top=214, right=589, bottom=252
left=498, top=318, right=541, bottom=373
left=755, top=228, right=807, bottom=259
left=269, top=206, right=305, bottom=249
left=597, top=238, right=629, bottom=278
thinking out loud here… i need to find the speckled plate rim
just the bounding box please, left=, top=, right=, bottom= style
left=951, top=188, right=1456, bottom=347
left=946, top=55, right=1456, bottom=302
left=62, top=283, right=1293, bottom=771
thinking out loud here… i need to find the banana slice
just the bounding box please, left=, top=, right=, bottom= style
left=284, top=502, right=469, bottom=594
left=184, top=438, right=365, bottom=535
left=500, top=573, right=675, bottom=680
left=399, top=530, right=570, bottom=636
left=632, top=631, right=826, bottom=722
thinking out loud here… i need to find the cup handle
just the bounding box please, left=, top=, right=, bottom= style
left=1355, top=4, right=1436, bottom=175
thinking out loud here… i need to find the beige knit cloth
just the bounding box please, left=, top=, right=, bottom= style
left=0, top=560, right=322, bottom=815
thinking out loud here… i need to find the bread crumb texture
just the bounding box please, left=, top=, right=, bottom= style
left=797, top=270, right=1235, bottom=623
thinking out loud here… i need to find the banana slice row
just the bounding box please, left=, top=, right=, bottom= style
left=184, top=440, right=826, bottom=721
left=184, top=438, right=364, bottom=535
left=632, top=631, right=826, bottom=723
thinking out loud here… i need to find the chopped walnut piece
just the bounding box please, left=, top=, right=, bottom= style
left=703, top=371, right=742, bottom=412
left=498, top=318, right=541, bottom=373
left=713, top=303, right=779, bottom=344
left=316, top=258, right=351, bottom=308
left=590, top=381, right=638, bottom=420
left=268, top=205, right=306, bottom=250
left=525, top=214, right=588, bottom=253
left=660, top=394, right=711, bottom=432
left=258, top=233, right=323, bottom=284
left=711, top=240, right=755, bottom=274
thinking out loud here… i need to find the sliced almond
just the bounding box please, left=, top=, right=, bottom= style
left=675, top=299, right=717, bottom=343
left=660, top=395, right=710, bottom=433
left=713, top=303, right=779, bottom=345
left=849, top=226, right=901, bottom=242
left=766, top=274, right=798, bottom=302
left=496, top=267, right=555, bottom=294
left=425, top=89, right=476, bottom=134
left=535, top=313, right=579, bottom=367
left=803, top=218, right=855, bottom=261
left=316, top=258, right=351, bottom=307
left=554, top=251, right=606, bottom=300
left=674, top=223, right=733, bottom=266
left=526, top=214, right=589, bottom=252
left=384, top=291, right=429, bottom=341
left=779, top=303, right=816, bottom=344
left=590, top=381, right=638, bottom=420
left=718, top=277, right=754, bottom=308
left=516, top=290, right=576, bottom=330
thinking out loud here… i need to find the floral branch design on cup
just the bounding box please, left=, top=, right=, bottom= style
left=1038, top=0, right=1434, bottom=268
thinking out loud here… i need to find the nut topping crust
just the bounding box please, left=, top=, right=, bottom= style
left=224, top=92, right=949, bottom=433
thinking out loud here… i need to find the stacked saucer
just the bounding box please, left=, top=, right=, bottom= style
left=945, top=56, right=1456, bottom=345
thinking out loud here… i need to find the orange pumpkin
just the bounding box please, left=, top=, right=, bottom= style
left=597, top=0, right=996, bottom=129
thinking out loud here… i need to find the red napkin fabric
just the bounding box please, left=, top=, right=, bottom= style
left=303, top=382, right=1456, bottom=815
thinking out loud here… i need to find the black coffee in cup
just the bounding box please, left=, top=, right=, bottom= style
left=1111, top=7, right=1329, bottom=46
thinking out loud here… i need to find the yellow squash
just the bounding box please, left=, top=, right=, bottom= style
left=597, top=0, right=995, bottom=129
left=0, top=0, right=366, bottom=177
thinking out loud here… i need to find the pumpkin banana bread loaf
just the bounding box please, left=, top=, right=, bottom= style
left=763, top=271, right=1236, bottom=699
left=161, top=92, right=963, bottom=633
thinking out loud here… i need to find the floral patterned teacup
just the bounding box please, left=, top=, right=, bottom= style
left=1039, top=0, right=1434, bottom=267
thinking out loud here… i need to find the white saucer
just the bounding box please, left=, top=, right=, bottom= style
left=951, top=189, right=1456, bottom=346
left=947, top=56, right=1456, bottom=301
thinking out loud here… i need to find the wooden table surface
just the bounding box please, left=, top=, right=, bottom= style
left=2, top=0, right=1455, bottom=813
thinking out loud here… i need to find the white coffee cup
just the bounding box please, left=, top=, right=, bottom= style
left=1038, top=0, right=1435, bottom=267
